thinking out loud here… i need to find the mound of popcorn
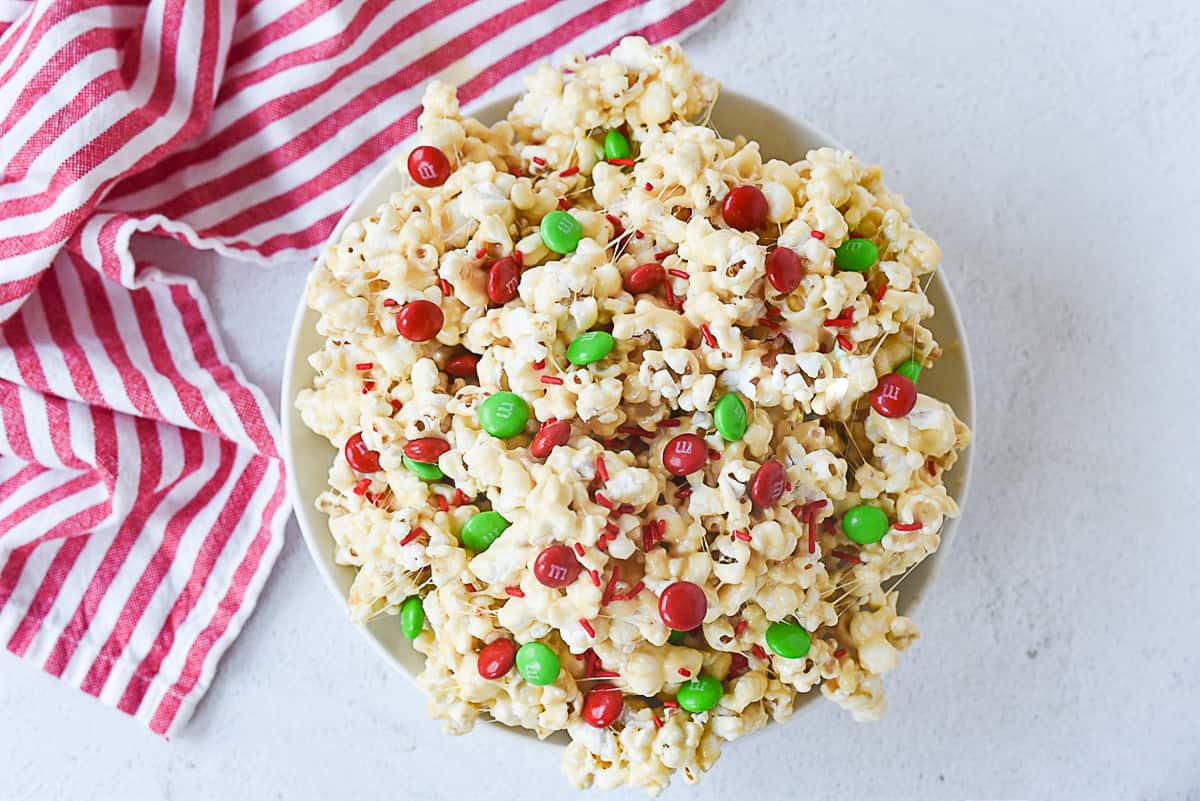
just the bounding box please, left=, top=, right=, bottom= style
left=297, top=37, right=971, bottom=794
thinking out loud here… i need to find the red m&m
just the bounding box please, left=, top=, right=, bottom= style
left=658, top=581, right=707, bottom=630
left=404, top=438, right=450, bottom=463
left=749, top=460, right=786, bottom=507
left=533, top=544, right=581, bottom=588
left=624, top=262, right=665, bottom=293
left=477, top=638, right=518, bottom=679
left=582, top=684, right=624, bottom=728
left=486, top=256, right=521, bottom=305
left=662, top=433, right=707, bottom=476
left=407, top=145, right=451, bottom=187
left=765, top=247, right=804, bottom=293
left=721, top=185, right=768, bottom=231
left=395, top=299, right=444, bottom=341
left=530, top=419, right=571, bottom=459
left=444, top=352, right=479, bottom=378
left=344, top=432, right=381, bottom=473
left=870, top=373, right=917, bottom=418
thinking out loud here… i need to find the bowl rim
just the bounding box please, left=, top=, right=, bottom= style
left=281, top=88, right=975, bottom=739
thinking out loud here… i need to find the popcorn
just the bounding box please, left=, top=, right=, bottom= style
left=297, top=36, right=970, bottom=794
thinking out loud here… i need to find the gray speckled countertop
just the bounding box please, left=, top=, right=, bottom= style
left=4, top=1, right=1198, bottom=798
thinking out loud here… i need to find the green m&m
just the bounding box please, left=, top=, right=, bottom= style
left=515, top=641, right=560, bottom=685
left=765, top=621, right=811, bottom=659
left=667, top=629, right=689, bottom=645
left=540, top=210, right=583, bottom=254
left=402, top=455, right=443, bottom=481
left=400, top=596, right=425, bottom=640
left=675, top=674, right=723, bottom=713
left=712, top=392, right=748, bottom=441
left=460, top=510, right=509, bottom=552
left=603, top=129, right=631, bottom=161
left=834, top=238, right=879, bottom=272
left=842, top=504, right=889, bottom=544
left=566, top=331, right=615, bottom=366
left=479, top=391, right=529, bottom=438
left=895, top=358, right=922, bottom=383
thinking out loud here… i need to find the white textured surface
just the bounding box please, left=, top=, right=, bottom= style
left=3, top=1, right=1199, bottom=798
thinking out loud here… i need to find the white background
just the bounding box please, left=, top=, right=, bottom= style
left=3, top=1, right=1199, bottom=799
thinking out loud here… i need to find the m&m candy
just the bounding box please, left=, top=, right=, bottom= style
left=713, top=393, right=748, bottom=441
left=662, top=433, right=707, bottom=476
left=402, top=455, right=443, bottom=481
left=764, top=621, right=811, bottom=658
left=603, top=129, right=631, bottom=161
left=477, top=638, right=517, bottom=679
left=530, top=419, right=571, bottom=458
left=533, top=544, right=581, bottom=588
left=515, top=641, right=560, bottom=685
left=479, top=391, right=529, bottom=438
left=540, top=210, right=583, bottom=254
left=749, top=460, right=786, bottom=507
left=842, top=504, right=889, bottom=544
left=566, top=331, right=615, bottom=366
left=765, top=246, right=804, bottom=293
left=395, top=299, right=444, bottom=342
left=399, top=596, right=425, bottom=640
left=624, top=262, right=665, bottom=293
left=343, top=432, right=381, bottom=473
left=675, top=674, right=723, bottom=713
left=404, top=438, right=450, bottom=462
left=407, top=145, right=451, bottom=187
left=721, top=185, right=767, bottom=231
left=444, top=352, right=479, bottom=378
left=658, top=581, right=707, bottom=631
left=461, top=510, right=510, bottom=552
left=870, top=373, right=917, bottom=418
left=895, top=358, right=922, bottom=383
left=582, top=684, right=624, bottom=727
left=834, top=238, right=879, bottom=272
left=486, top=256, right=521, bottom=305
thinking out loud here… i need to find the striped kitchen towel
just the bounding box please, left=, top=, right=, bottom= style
left=0, top=0, right=724, bottom=736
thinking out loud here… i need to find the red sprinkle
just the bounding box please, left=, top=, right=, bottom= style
left=579, top=618, right=596, bottom=637
left=361, top=381, right=374, bottom=394
left=602, top=567, right=621, bottom=605
left=505, top=586, right=525, bottom=597
left=574, top=543, right=586, bottom=557
left=557, top=197, right=573, bottom=210
left=620, top=581, right=645, bottom=600
left=559, top=165, right=579, bottom=177
left=382, top=298, right=398, bottom=307
left=532, top=359, right=546, bottom=370
left=833, top=648, right=847, bottom=659
left=892, top=521, right=924, bottom=532
left=475, top=246, right=487, bottom=258
left=699, top=324, right=717, bottom=347
left=677, top=668, right=691, bottom=677
left=663, top=280, right=676, bottom=306
left=733, top=529, right=751, bottom=542
left=616, top=504, right=635, bottom=515
left=618, top=426, right=652, bottom=438
left=667, top=268, right=690, bottom=280
left=436, top=495, right=449, bottom=513
left=654, top=250, right=673, bottom=260
left=605, top=522, right=619, bottom=537
left=593, top=670, right=619, bottom=678
left=531, top=155, right=546, bottom=166
left=607, top=158, right=635, bottom=166
left=604, top=214, right=624, bottom=235
left=824, top=313, right=854, bottom=328
left=751, top=644, right=768, bottom=661
left=657, top=418, right=682, bottom=428
left=810, top=230, right=825, bottom=240
left=657, top=520, right=667, bottom=536
left=874, top=282, right=889, bottom=302
left=831, top=549, right=862, bottom=564
left=652, top=714, right=663, bottom=729
left=399, top=527, right=424, bottom=546
left=676, top=487, right=693, bottom=500
left=661, top=700, right=679, bottom=709
left=634, top=230, right=644, bottom=239
left=465, top=583, right=477, bottom=593
left=588, top=569, right=601, bottom=587
left=644, top=182, right=654, bottom=191
left=439, top=277, right=453, bottom=297
left=453, top=489, right=467, bottom=506
left=596, top=455, right=609, bottom=483
left=734, top=620, right=749, bottom=636
left=594, top=492, right=613, bottom=509
left=835, top=334, right=854, bottom=352
left=355, top=362, right=373, bottom=370
left=541, top=375, right=564, bottom=385
left=353, top=478, right=371, bottom=496
left=510, top=165, right=523, bottom=177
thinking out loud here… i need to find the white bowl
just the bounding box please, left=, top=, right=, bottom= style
left=281, top=90, right=975, bottom=716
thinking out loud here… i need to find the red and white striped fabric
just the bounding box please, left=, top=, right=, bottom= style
left=0, top=0, right=724, bottom=736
